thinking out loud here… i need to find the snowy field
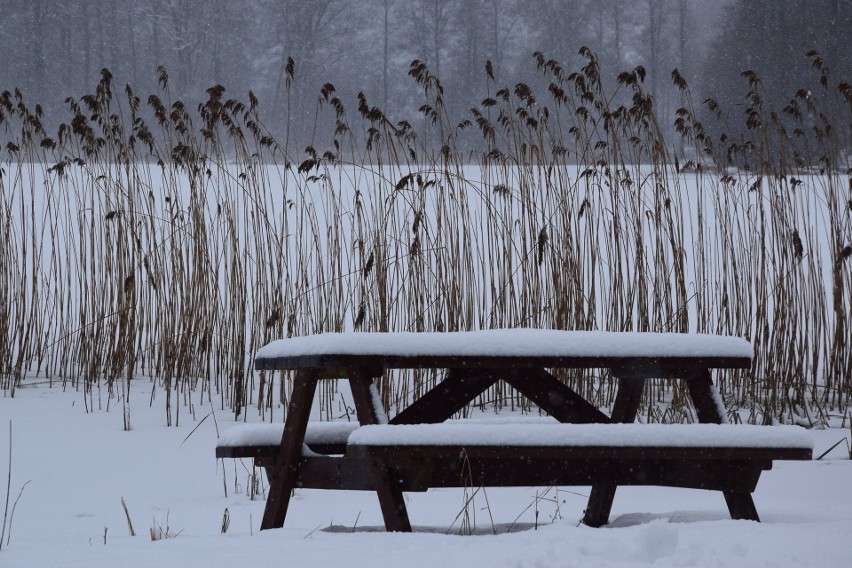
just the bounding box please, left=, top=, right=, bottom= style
left=1, top=383, right=850, bottom=568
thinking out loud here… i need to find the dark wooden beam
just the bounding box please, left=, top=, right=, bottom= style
left=389, top=368, right=498, bottom=425
left=503, top=368, right=610, bottom=424
left=724, top=490, right=761, bottom=521
left=686, top=368, right=725, bottom=424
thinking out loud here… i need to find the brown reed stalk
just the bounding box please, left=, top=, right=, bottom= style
left=0, top=50, right=849, bottom=425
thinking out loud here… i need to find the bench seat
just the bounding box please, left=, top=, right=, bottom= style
left=346, top=423, right=813, bottom=486
left=345, top=422, right=813, bottom=525
left=216, top=422, right=360, bottom=459
left=217, top=421, right=812, bottom=519
left=347, top=422, right=813, bottom=452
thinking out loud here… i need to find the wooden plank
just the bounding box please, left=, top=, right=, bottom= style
left=216, top=440, right=348, bottom=459
left=256, top=456, right=376, bottom=490
left=609, top=374, right=647, bottom=422
left=268, top=452, right=772, bottom=495
left=389, top=368, right=498, bottom=425
left=348, top=367, right=412, bottom=532
left=261, top=450, right=772, bottom=495
left=504, top=368, right=609, bottom=423
left=260, top=369, right=319, bottom=530
left=351, top=444, right=811, bottom=462
left=385, top=455, right=769, bottom=493
left=216, top=444, right=277, bottom=459
left=294, top=456, right=375, bottom=490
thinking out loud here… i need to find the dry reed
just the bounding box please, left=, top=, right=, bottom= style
left=0, top=51, right=850, bottom=426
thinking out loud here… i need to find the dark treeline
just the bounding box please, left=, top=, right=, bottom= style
left=1, top=0, right=850, bottom=153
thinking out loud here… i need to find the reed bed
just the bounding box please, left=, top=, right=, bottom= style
left=0, top=51, right=849, bottom=427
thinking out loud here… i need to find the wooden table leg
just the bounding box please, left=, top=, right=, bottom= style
left=724, top=491, right=761, bottom=521
left=348, top=367, right=412, bottom=532
left=686, top=368, right=759, bottom=521
left=583, top=375, right=645, bottom=527
left=261, top=369, right=319, bottom=530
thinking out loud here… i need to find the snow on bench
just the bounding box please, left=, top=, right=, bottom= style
left=347, top=422, right=814, bottom=451
left=256, top=329, right=754, bottom=361
left=218, top=421, right=814, bottom=455
left=216, top=422, right=359, bottom=458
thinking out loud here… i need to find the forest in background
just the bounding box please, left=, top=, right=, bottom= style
left=1, top=0, right=851, bottom=151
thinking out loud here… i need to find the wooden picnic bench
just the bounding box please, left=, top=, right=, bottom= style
left=216, top=329, right=813, bottom=531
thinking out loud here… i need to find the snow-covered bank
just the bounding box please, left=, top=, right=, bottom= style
left=1, top=385, right=850, bottom=567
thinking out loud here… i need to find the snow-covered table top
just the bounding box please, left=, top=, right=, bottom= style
left=255, top=329, right=752, bottom=371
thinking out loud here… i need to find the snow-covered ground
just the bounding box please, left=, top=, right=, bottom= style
left=1, top=383, right=850, bottom=568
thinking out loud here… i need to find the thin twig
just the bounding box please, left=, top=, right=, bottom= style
left=5, top=480, right=30, bottom=547
left=1, top=421, right=11, bottom=551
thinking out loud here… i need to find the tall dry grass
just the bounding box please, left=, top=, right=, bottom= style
left=0, top=51, right=850, bottom=427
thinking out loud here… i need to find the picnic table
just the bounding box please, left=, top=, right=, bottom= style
left=218, top=329, right=812, bottom=531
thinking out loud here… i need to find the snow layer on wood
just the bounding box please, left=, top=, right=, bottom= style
left=256, top=329, right=753, bottom=361
left=369, top=383, right=389, bottom=424
left=217, top=422, right=359, bottom=448
left=347, top=423, right=813, bottom=450
left=710, top=384, right=730, bottom=424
